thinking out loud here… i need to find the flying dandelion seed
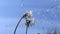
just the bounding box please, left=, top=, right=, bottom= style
left=54, top=14, right=57, bottom=18
left=21, top=2, right=24, bottom=7
left=46, top=9, right=50, bottom=12
left=54, top=0, right=57, bottom=2
left=20, top=0, right=24, bottom=7
left=37, top=12, right=40, bottom=16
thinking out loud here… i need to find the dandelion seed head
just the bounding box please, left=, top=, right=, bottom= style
left=24, top=10, right=35, bottom=25
left=27, top=18, right=35, bottom=23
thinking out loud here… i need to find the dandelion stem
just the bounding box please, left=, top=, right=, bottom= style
left=26, top=26, right=28, bottom=34
left=14, top=17, right=23, bottom=34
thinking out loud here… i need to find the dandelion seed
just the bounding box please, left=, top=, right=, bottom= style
left=21, top=3, right=24, bottom=7
left=46, top=9, right=50, bottom=12
left=54, top=14, right=57, bottom=18
left=37, top=12, right=40, bottom=15
left=54, top=0, right=57, bottom=2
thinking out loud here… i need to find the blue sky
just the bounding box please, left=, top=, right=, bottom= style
left=0, top=0, right=60, bottom=34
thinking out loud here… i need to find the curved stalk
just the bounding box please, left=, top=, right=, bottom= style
left=14, top=17, right=23, bottom=34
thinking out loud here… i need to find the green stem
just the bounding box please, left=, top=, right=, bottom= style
left=26, top=26, right=28, bottom=34
left=14, top=17, right=22, bottom=34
